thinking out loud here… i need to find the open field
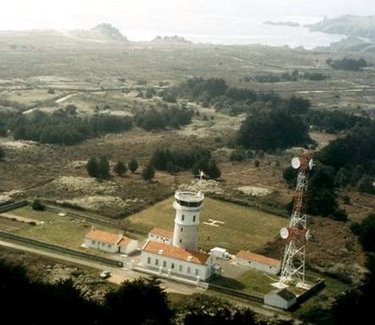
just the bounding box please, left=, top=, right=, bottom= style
left=127, top=196, right=287, bottom=254
left=3, top=206, right=123, bottom=249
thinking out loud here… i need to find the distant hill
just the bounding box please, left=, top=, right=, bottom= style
left=325, top=37, right=375, bottom=54
left=91, top=23, right=128, bottom=41
left=308, top=15, right=375, bottom=40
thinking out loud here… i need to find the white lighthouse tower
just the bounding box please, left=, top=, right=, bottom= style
left=172, top=190, right=204, bottom=251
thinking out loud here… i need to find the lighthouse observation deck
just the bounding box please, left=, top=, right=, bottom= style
left=174, top=191, right=204, bottom=208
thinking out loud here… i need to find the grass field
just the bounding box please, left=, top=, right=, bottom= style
left=127, top=196, right=287, bottom=254
left=9, top=206, right=122, bottom=249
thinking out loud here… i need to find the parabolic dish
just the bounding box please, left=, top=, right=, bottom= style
left=280, top=227, right=289, bottom=239
left=308, top=159, right=314, bottom=170
left=291, top=157, right=301, bottom=169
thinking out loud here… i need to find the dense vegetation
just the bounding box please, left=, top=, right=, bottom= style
left=245, top=70, right=328, bottom=83
left=326, top=213, right=375, bottom=324
left=236, top=111, right=311, bottom=152
left=0, top=103, right=194, bottom=145
left=0, top=260, right=295, bottom=325
left=150, top=147, right=221, bottom=178
left=134, top=106, right=193, bottom=131
left=283, top=163, right=346, bottom=220
left=86, top=157, right=111, bottom=180
left=351, top=214, right=375, bottom=252
left=0, top=108, right=132, bottom=145
left=305, top=110, right=369, bottom=133
left=327, top=57, right=368, bottom=71
left=0, top=145, right=5, bottom=160
left=318, top=123, right=375, bottom=193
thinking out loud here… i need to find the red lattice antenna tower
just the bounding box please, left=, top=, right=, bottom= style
left=275, top=152, right=313, bottom=289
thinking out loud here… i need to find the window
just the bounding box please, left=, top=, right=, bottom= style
left=147, top=257, right=151, bottom=264
left=181, top=227, right=183, bottom=232
left=179, top=265, right=183, bottom=272
left=155, top=259, right=159, bottom=266
left=182, top=215, right=185, bottom=221
left=163, top=261, right=167, bottom=267
left=193, top=215, right=196, bottom=222
left=107, top=244, right=111, bottom=248
left=171, top=263, right=175, bottom=269
left=195, top=269, right=199, bottom=276
left=180, top=239, right=182, bottom=243
left=187, top=267, right=191, bottom=273
left=92, top=240, right=96, bottom=244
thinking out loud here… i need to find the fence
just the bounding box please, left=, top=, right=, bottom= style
left=0, top=200, right=28, bottom=214
left=208, top=283, right=264, bottom=303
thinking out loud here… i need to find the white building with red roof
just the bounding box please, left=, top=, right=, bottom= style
left=141, top=241, right=216, bottom=281
left=84, top=228, right=138, bottom=255
left=236, top=250, right=281, bottom=275
left=140, top=190, right=220, bottom=282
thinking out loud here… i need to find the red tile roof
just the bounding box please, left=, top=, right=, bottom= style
left=85, top=229, right=122, bottom=245
left=236, top=250, right=280, bottom=267
left=143, top=241, right=209, bottom=265
left=149, top=227, right=173, bottom=239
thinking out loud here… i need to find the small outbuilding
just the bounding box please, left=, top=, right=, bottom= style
left=84, top=228, right=137, bottom=255
left=210, top=247, right=230, bottom=260
left=118, top=236, right=138, bottom=255
left=236, top=250, right=281, bottom=275
left=264, top=288, right=297, bottom=310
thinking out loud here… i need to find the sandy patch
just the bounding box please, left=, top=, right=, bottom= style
left=50, top=176, right=118, bottom=196
left=237, top=186, right=273, bottom=197
left=179, top=179, right=225, bottom=195
left=0, top=139, right=35, bottom=149
left=61, top=195, right=139, bottom=211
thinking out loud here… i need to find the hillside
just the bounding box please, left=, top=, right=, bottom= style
left=309, top=15, right=375, bottom=40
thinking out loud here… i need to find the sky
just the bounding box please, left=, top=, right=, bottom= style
left=0, top=0, right=374, bottom=36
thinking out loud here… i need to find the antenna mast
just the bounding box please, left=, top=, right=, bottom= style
left=276, top=152, right=313, bottom=289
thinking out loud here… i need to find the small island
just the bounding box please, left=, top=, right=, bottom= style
left=263, top=21, right=300, bottom=27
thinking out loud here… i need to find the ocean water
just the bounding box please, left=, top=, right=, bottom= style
left=122, top=18, right=345, bottom=49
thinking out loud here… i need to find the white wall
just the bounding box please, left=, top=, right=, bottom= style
left=264, top=292, right=296, bottom=310
left=236, top=257, right=280, bottom=275
left=148, top=233, right=172, bottom=245
left=141, top=251, right=214, bottom=281
left=119, top=239, right=138, bottom=255
left=84, top=238, right=118, bottom=253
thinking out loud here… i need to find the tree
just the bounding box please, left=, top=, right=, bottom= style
left=306, top=164, right=347, bottom=220
left=97, top=156, right=110, bottom=180
left=351, top=213, right=375, bottom=252
left=236, top=111, right=311, bottom=152
left=142, top=163, right=155, bottom=181
left=283, top=166, right=297, bottom=186
left=114, top=161, right=127, bottom=176
left=128, top=158, right=139, bottom=173
left=0, top=145, right=5, bottom=160
left=181, top=294, right=257, bottom=325
left=357, top=175, right=375, bottom=194
left=32, top=199, right=45, bottom=211
left=206, top=159, right=221, bottom=179
left=104, top=277, right=173, bottom=325
left=86, top=158, right=98, bottom=178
